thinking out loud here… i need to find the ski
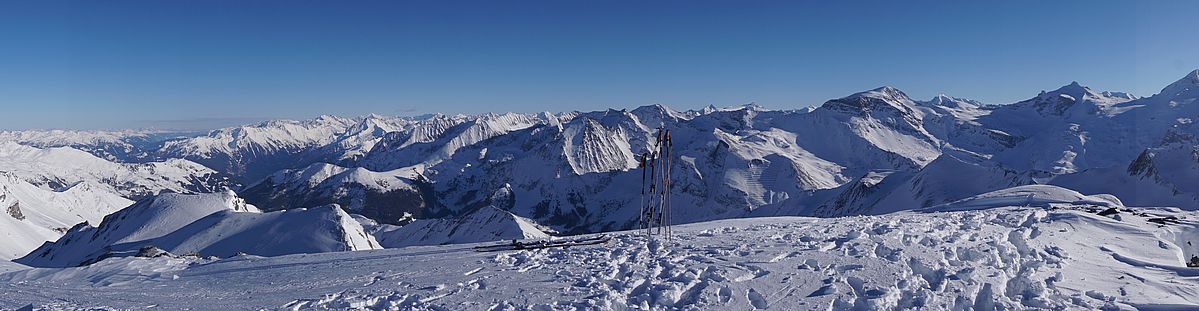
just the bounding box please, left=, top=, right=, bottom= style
left=473, top=235, right=611, bottom=252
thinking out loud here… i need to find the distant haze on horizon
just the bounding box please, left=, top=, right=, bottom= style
left=1, top=1, right=1197, bottom=130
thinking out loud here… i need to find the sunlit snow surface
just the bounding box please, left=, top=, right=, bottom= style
left=3, top=202, right=1197, bottom=310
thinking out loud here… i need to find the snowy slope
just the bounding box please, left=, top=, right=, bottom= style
left=0, top=142, right=234, bottom=199
left=0, top=173, right=132, bottom=260
left=374, top=205, right=550, bottom=248
left=16, top=191, right=380, bottom=268
left=2, top=188, right=1197, bottom=309
left=1051, top=142, right=1199, bottom=209
left=15, top=191, right=260, bottom=267
left=134, top=204, right=380, bottom=258
left=798, top=86, right=942, bottom=171
left=809, top=150, right=1033, bottom=217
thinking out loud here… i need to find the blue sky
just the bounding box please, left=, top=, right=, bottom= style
left=1, top=1, right=1197, bottom=130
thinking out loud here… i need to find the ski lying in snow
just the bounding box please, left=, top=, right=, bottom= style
left=473, top=235, right=611, bottom=252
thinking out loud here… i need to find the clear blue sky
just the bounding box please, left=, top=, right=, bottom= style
left=1, top=1, right=1197, bottom=130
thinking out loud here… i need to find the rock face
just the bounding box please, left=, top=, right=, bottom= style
left=6, top=201, right=23, bottom=221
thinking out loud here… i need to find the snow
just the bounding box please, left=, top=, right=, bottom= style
left=563, top=118, right=638, bottom=174
left=374, top=205, right=550, bottom=248
left=0, top=142, right=230, bottom=198
left=15, top=191, right=260, bottom=267
left=3, top=70, right=1199, bottom=309
left=373, top=186, right=551, bottom=247
left=922, top=184, right=1122, bottom=212
left=140, top=204, right=380, bottom=258
left=0, top=173, right=132, bottom=260
left=3, top=195, right=1197, bottom=309
left=16, top=191, right=381, bottom=268
left=0, top=129, right=200, bottom=162
left=240, top=162, right=425, bottom=224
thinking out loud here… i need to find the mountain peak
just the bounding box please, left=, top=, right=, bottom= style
left=923, top=94, right=982, bottom=109
left=820, top=86, right=922, bottom=119
left=870, top=86, right=902, bottom=94
left=846, top=85, right=912, bottom=102
left=1160, top=69, right=1199, bottom=97
left=1051, top=81, right=1090, bottom=96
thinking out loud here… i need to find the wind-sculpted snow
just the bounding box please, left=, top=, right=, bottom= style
left=3, top=195, right=1197, bottom=309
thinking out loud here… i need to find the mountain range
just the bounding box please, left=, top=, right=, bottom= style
left=3, top=69, right=1198, bottom=264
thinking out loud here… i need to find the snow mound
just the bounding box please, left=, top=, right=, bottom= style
left=138, top=204, right=380, bottom=258
left=16, top=191, right=260, bottom=267
left=924, top=185, right=1122, bottom=212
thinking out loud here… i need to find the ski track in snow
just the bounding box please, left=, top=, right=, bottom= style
left=2, top=205, right=1198, bottom=310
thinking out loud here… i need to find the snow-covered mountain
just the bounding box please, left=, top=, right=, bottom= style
left=6, top=71, right=1199, bottom=310
left=16, top=191, right=379, bottom=267
left=0, top=142, right=235, bottom=199
left=4, top=69, right=1199, bottom=260
left=0, top=173, right=132, bottom=260
left=240, top=162, right=428, bottom=224
left=0, top=129, right=201, bottom=162
left=157, top=116, right=360, bottom=182
left=367, top=185, right=551, bottom=247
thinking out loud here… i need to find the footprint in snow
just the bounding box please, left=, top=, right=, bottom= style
left=717, top=286, right=732, bottom=303
left=747, top=288, right=768, bottom=309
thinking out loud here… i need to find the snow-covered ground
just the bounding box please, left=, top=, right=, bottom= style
left=2, top=189, right=1197, bottom=310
